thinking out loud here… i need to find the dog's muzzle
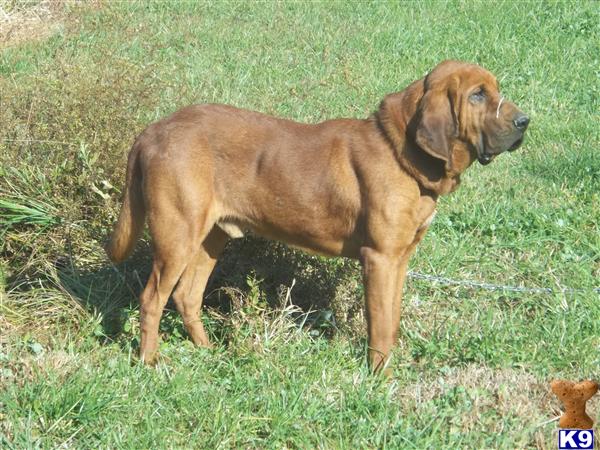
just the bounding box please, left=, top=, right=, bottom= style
left=478, top=153, right=493, bottom=165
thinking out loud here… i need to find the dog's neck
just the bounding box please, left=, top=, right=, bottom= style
left=374, top=83, right=466, bottom=196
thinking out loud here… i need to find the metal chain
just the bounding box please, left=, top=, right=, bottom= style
left=407, top=271, right=600, bottom=294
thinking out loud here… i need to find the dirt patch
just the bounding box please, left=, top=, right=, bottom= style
left=0, top=0, right=67, bottom=48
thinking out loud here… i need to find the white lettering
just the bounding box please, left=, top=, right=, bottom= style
left=579, top=430, right=592, bottom=448
left=559, top=430, right=577, bottom=448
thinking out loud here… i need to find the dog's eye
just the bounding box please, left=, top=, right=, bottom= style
left=469, top=89, right=486, bottom=103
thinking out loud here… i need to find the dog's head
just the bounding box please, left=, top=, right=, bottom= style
left=377, top=61, right=529, bottom=193
left=414, top=60, right=528, bottom=169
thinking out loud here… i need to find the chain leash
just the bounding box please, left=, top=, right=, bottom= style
left=407, top=271, right=600, bottom=294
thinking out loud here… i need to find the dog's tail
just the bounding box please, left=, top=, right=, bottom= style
left=105, top=141, right=145, bottom=263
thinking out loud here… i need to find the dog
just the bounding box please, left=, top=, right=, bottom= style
left=106, top=60, right=529, bottom=373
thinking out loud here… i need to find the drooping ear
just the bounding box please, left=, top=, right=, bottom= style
left=415, top=83, right=458, bottom=169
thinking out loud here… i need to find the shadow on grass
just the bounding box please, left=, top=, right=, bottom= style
left=49, top=236, right=360, bottom=344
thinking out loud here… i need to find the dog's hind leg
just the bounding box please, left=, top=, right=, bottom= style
left=171, top=226, right=229, bottom=348
left=139, top=242, right=188, bottom=364
left=139, top=202, right=216, bottom=364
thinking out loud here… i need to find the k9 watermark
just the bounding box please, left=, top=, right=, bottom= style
left=558, top=429, right=594, bottom=450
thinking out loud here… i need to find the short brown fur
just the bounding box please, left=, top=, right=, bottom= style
left=106, top=60, right=528, bottom=373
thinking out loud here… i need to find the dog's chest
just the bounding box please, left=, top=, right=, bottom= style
left=418, top=209, right=436, bottom=231
left=414, top=193, right=437, bottom=232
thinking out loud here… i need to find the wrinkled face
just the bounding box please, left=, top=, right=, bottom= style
left=461, top=67, right=529, bottom=165
left=415, top=61, right=529, bottom=168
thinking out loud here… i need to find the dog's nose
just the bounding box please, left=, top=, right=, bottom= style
left=513, top=113, right=529, bottom=130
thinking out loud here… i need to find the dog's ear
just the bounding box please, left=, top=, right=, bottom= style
left=415, top=80, right=458, bottom=169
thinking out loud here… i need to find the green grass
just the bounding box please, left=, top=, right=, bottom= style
left=1, top=1, right=599, bottom=448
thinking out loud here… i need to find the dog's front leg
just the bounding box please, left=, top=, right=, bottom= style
left=360, top=247, right=401, bottom=375
left=392, top=225, right=431, bottom=342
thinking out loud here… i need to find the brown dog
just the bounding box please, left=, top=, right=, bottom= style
left=106, top=60, right=528, bottom=372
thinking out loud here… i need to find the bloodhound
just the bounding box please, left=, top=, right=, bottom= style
left=106, top=60, right=528, bottom=373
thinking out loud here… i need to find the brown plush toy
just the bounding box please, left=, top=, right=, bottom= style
left=551, top=379, right=599, bottom=429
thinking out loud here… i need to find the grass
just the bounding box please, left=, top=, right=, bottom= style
left=1, top=0, right=599, bottom=448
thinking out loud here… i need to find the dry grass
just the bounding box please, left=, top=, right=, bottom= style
left=395, top=364, right=600, bottom=448
left=0, top=0, right=66, bottom=48
left=403, top=365, right=557, bottom=419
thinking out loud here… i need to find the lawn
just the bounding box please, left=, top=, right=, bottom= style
left=1, top=1, right=599, bottom=448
